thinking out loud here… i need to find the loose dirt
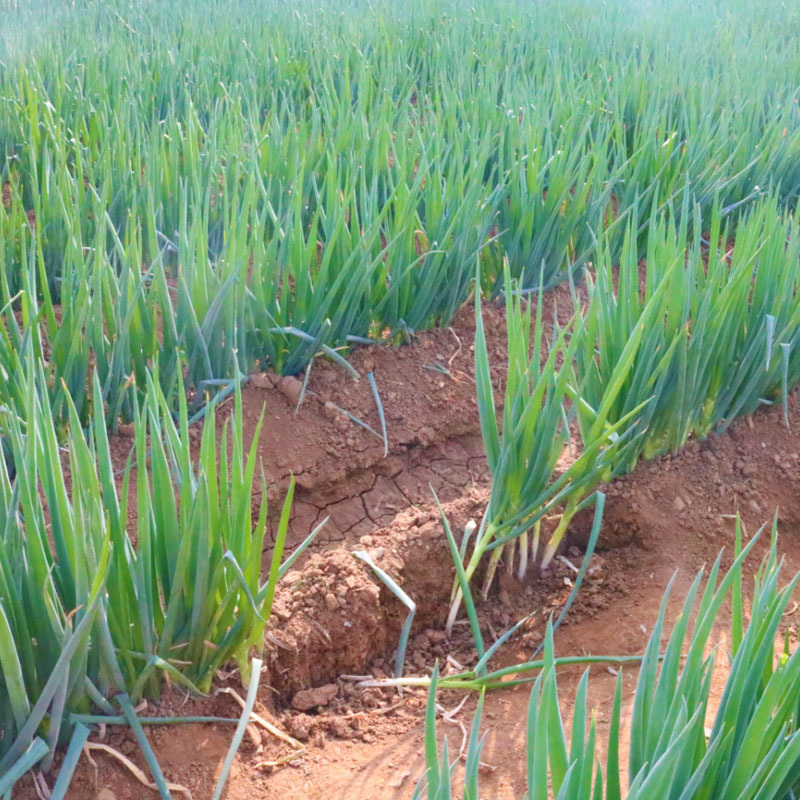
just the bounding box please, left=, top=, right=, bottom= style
left=16, top=293, right=800, bottom=800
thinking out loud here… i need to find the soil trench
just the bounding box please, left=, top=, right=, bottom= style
left=265, top=384, right=800, bottom=695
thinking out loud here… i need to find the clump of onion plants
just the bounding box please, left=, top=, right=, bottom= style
left=0, top=363, right=321, bottom=781
left=445, top=262, right=647, bottom=634
left=421, top=524, right=800, bottom=799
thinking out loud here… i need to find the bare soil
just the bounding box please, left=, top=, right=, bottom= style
left=16, top=291, right=800, bottom=800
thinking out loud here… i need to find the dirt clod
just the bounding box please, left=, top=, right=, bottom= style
left=291, top=683, right=339, bottom=711
left=285, top=714, right=316, bottom=741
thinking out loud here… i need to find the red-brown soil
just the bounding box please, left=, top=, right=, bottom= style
left=16, top=292, right=800, bottom=800
left=1, top=181, right=36, bottom=227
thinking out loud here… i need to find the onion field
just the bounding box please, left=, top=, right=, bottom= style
left=4, top=0, right=800, bottom=797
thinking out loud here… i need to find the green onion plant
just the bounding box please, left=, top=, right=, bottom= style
left=421, top=524, right=800, bottom=799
